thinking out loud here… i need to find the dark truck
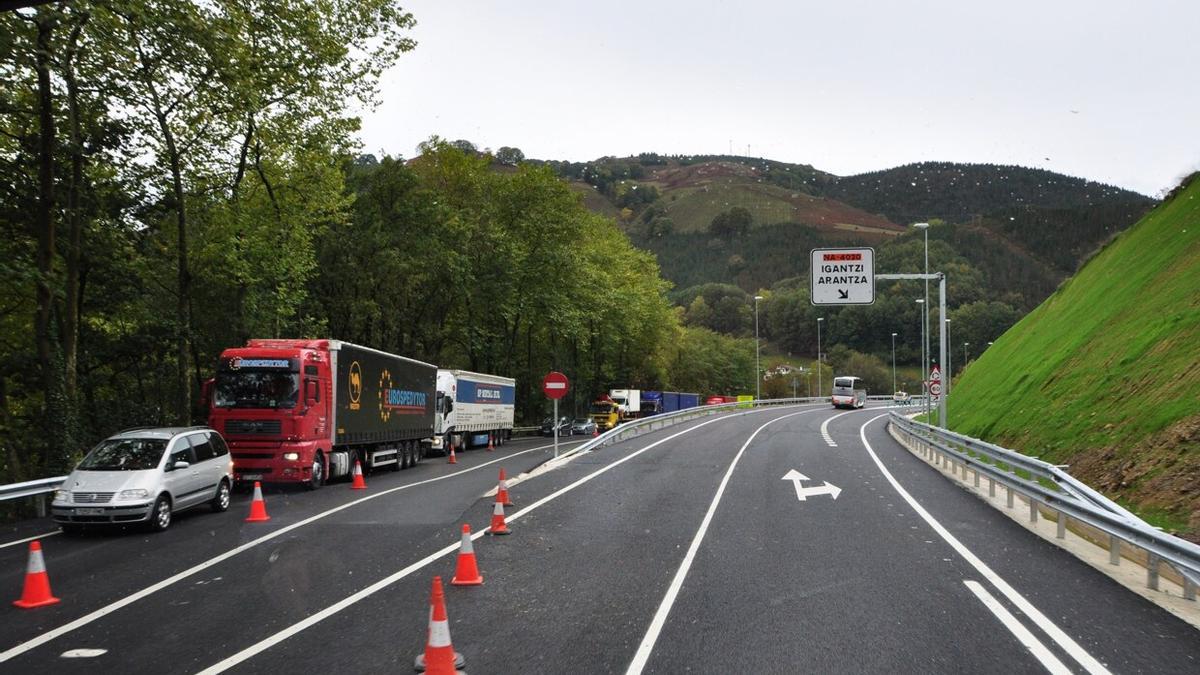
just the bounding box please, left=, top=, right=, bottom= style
left=208, top=339, right=436, bottom=488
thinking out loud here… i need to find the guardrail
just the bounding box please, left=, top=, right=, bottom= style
left=889, top=412, right=1200, bottom=599
left=0, top=476, right=66, bottom=518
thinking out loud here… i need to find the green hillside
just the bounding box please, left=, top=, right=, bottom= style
left=947, top=174, right=1200, bottom=536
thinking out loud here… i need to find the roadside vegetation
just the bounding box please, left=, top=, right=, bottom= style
left=947, top=174, right=1200, bottom=537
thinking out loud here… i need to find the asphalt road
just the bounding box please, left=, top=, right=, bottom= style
left=2, top=407, right=1197, bottom=674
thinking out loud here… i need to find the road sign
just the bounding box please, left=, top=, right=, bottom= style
left=930, top=365, right=941, bottom=383
left=929, top=382, right=942, bottom=397
left=542, top=371, right=569, bottom=400
left=810, top=247, right=875, bottom=305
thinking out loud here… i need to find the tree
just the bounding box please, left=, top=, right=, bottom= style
left=495, top=146, right=524, bottom=166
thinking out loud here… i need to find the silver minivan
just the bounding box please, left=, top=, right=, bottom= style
left=51, top=426, right=234, bottom=533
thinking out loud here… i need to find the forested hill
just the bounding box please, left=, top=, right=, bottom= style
left=822, top=161, right=1153, bottom=224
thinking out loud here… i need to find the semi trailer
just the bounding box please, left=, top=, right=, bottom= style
left=430, top=369, right=516, bottom=454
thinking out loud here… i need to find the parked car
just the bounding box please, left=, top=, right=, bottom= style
left=540, top=416, right=572, bottom=437
left=571, top=418, right=597, bottom=436
left=893, top=390, right=911, bottom=403
left=51, top=426, right=234, bottom=534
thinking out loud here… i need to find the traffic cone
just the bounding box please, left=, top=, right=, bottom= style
left=351, top=460, right=367, bottom=490
left=12, top=540, right=60, bottom=609
left=245, top=481, right=271, bottom=522
left=450, top=524, right=483, bottom=586
left=487, top=500, right=510, bottom=536
left=487, top=434, right=495, bottom=452
left=447, top=439, right=457, bottom=465
left=592, top=426, right=599, bottom=438
left=496, top=468, right=513, bottom=507
left=413, top=576, right=465, bottom=674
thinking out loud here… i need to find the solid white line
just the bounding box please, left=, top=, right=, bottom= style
left=0, top=439, right=582, bottom=664
left=0, top=530, right=60, bottom=550
left=858, top=415, right=1111, bottom=675
left=963, top=580, right=1072, bottom=675
left=197, top=405, right=814, bottom=674
left=625, top=408, right=821, bottom=675
left=820, top=409, right=859, bottom=447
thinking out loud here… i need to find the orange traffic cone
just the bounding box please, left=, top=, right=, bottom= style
left=450, top=524, right=483, bottom=586
left=413, top=576, right=465, bottom=674
left=487, top=500, right=510, bottom=536
left=245, top=481, right=271, bottom=522
left=592, top=426, right=599, bottom=438
left=350, top=460, right=367, bottom=490
left=487, top=434, right=495, bottom=452
left=12, top=540, right=60, bottom=609
left=447, top=440, right=457, bottom=464
left=496, top=468, right=513, bottom=507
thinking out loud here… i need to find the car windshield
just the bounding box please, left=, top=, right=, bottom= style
left=574, top=419, right=589, bottom=424
left=77, top=438, right=167, bottom=471
left=214, top=370, right=299, bottom=409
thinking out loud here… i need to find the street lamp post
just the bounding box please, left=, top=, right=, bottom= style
left=891, top=332, right=897, bottom=394
left=754, top=295, right=763, bottom=401
left=916, top=298, right=926, bottom=416
left=963, top=342, right=970, bottom=369
left=945, top=318, right=952, bottom=395
left=817, top=317, right=824, bottom=399
left=913, top=223, right=930, bottom=413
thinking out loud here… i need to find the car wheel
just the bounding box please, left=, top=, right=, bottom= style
left=148, top=495, right=172, bottom=532
left=210, top=479, right=231, bottom=512
left=304, top=451, right=325, bottom=491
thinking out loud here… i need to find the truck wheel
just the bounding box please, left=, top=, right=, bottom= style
left=411, top=441, right=421, bottom=466
left=304, top=451, right=325, bottom=490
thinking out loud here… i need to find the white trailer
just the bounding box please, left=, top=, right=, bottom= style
left=609, top=389, right=643, bottom=418
left=431, top=369, right=516, bottom=453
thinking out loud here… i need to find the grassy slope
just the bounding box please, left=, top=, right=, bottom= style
left=948, top=177, right=1200, bottom=530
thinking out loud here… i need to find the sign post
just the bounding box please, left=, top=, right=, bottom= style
left=542, top=371, right=569, bottom=458
left=810, top=247, right=876, bottom=305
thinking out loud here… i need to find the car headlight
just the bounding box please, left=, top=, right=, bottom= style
left=53, top=489, right=69, bottom=502
left=117, top=488, right=150, bottom=500
left=282, top=452, right=300, bottom=461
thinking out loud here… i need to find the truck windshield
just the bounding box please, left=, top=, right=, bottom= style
left=214, top=371, right=300, bottom=409
left=77, top=438, right=167, bottom=471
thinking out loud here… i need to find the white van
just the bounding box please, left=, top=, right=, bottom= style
left=51, top=426, right=234, bottom=533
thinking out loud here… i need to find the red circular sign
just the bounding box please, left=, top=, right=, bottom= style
left=542, top=371, right=569, bottom=400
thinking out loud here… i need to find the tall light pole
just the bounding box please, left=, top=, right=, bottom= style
left=913, top=222, right=930, bottom=409
left=944, top=317, right=952, bottom=395
left=817, top=317, right=824, bottom=398
left=963, top=342, right=970, bottom=370
left=754, top=295, right=763, bottom=400
left=916, top=298, right=925, bottom=414
left=891, top=332, right=897, bottom=394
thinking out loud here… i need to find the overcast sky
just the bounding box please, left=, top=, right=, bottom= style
left=358, top=1, right=1200, bottom=196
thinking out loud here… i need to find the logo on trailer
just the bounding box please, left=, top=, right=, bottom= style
left=348, top=361, right=363, bottom=411
left=377, top=368, right=428, bottom=423
left=475, top=387, right=502, bottom=403
left=228, top=357, right=290, bottom=370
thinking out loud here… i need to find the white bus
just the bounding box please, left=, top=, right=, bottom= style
left=831, top=376, right=867, bottom=409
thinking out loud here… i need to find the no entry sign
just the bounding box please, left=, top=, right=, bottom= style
left=543, top=371, right=569, bottom=400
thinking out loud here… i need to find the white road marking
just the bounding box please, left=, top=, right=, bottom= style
left=820, top=409, right=858, bottom=447
left=858, top=414, right=1110, bottom=675
left=196, top=405, right=816, bottom=674
left=963, top=580, right=1071, bottom=675
left=0, top=530, right=60, bottom=550
left=625, top=408, right=822, bottom=675
left=0, top=439, right=584, bottom=664
left=60, top=648, right=107, bottom=658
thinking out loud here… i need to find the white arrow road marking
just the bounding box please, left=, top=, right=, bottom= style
left=781, top=470, right=841, bottom=501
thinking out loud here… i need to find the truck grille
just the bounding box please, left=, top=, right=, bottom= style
left=232, top=453, right=274, bottom=460
left=72, top=491, right=114, bottom=504
left=226, top=419, right=282, bottom=435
